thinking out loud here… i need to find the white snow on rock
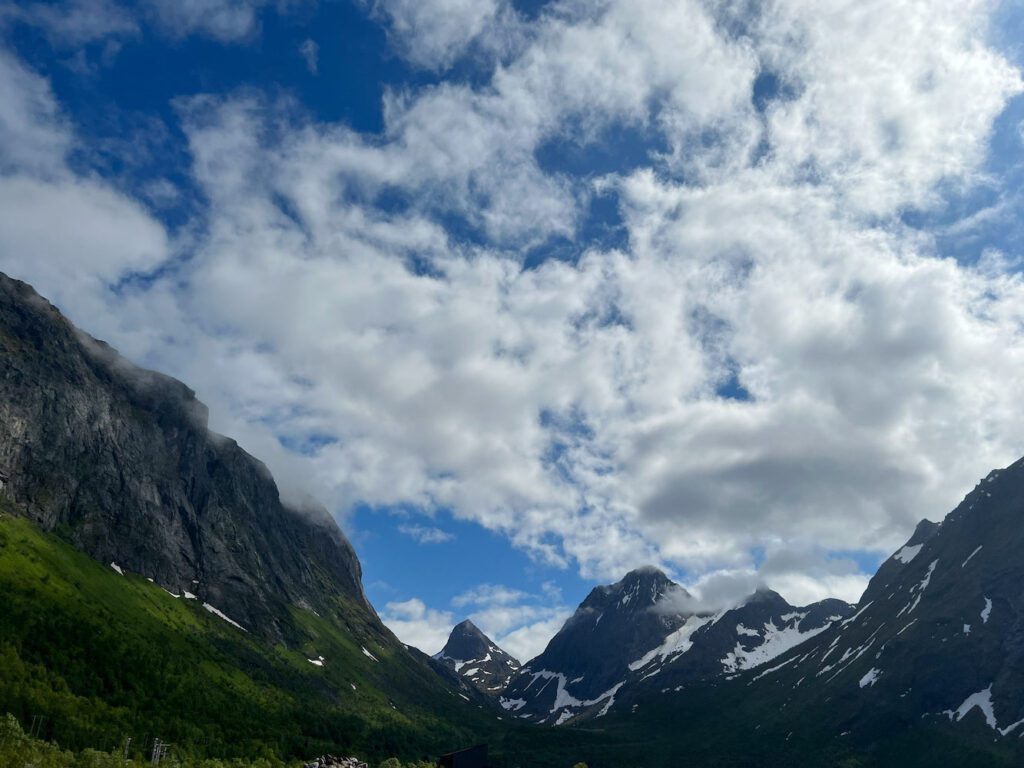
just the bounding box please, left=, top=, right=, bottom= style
left=109, top=563, right=124, bottom=575
left=594, top=682, right=624, bottom=718
left=736, top=623, right=760, bottom=637
left=893, top=544, right=923, bottom=564
left=961, top=546, right=983, bottom=568
left=954, top=686, right=997, bottom=729
left=183, top=590, right=197, bottom=600
left=308, top=658, right=324, bottom=667
left=981, top=597, right=992, bottom=624
left=629, top=614, right=715, bottom=672
left=202, top=602, right=247, bottom=632
left=859, top=668, right=881, bottom=688
left=499, top=697, right=527, bottom=712
left=361, top=646, right=379, bottom=662
left=841, top=601, right=873, bottom=628
left=963, top=624, right=971, bottom=635
left=897, top=559, right=938, bottom=617
left=721, top=618, right=833, bottom=673
left=522, top=671, right=625, bottom=721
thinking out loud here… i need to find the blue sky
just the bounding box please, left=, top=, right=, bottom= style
left=2, top=0, right=1024, bottom=660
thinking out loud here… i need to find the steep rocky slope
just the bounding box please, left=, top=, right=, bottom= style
left=738, top=457, right=1024, bottom=742
left=0, top=272, right=367, bottom=644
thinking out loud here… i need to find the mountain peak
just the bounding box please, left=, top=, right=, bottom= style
left=434, top=620, right=519, bottom=696
left=452, top=618, right=484, bottom=635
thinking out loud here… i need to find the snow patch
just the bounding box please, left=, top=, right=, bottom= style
left=955, top=686, right=997, bottom=729
left=961, top=546, right=983, bottom=568
left=499, top=697, right=526, bottom=712
left=893, top=544, right=923, bottom=564
left=897, top=559, right=938, bottom=617
left=981, top=597, right=992, bottom=624
left=629, top=614, right=715, bottom=672
left=722, top=617, right=833, bottom=673
left=361, top=646, right=379, bottom=662
left=109, top=563, right=124, bottom=576
left=859, top=668, right=881, bottom=688
left=202, top=602, right=247, bottom=632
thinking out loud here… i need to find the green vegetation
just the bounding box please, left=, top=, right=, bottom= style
left=0, top=511, right=495, bottom=766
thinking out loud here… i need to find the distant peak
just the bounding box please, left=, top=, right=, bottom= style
left=743, top=586, right=788, bottom=605
left=453, top=619, right=484, bottom=635
left=908, top=518, right=939, bottom=545
left=621, top=565, right=670, bottom=582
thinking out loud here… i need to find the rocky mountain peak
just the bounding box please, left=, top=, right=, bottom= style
left=433, top=621, right=519, bottom=697
left=583, top=565, right=689, bottom=615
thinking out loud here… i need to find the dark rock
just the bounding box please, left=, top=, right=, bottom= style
left=0, top=272, right=369, bottom=644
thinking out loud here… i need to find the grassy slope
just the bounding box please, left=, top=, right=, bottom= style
left=0, top=510, right=499, bottom=764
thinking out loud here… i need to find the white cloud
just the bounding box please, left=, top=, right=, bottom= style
left=452, top=583, right=529, bottom=608
left=397, top=523, right=454, bottom=544
left=379, top=598, right=454, bottom=655
left=3, top=1, right=1024, bottom=617
left=142, top=0, right=269, bottom=41
left=447, top=582, right=571, bottom=662
left=373, top=0, right=517, bottom=71
left=0, top=51, right=71, bottom=175
left=10, top=0, right=139, bottom=47
left=299, top=38, right=318, bottom=74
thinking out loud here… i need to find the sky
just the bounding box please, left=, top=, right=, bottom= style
left=1, top=0, right=1024, bottom=663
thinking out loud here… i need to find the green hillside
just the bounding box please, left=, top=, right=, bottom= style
left=0, top=509, right=497, bottom=765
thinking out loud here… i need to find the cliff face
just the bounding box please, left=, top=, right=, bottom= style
left=0, top=273, right=367, bottom=642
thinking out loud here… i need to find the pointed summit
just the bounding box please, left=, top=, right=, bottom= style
left=434, top=620, right=519, bottom=696
left=583, top=565, right=689, bottom=614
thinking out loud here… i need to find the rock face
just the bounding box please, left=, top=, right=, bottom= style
left=738, top=456, right=1024, bottom=744
left=0, top=272, right=369, bottom=643
left=434, top=620, right=520, bottom=695
left=500, top=566, right=853, bottom=724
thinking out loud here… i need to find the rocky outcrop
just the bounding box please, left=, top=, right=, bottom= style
left=0, top=272, right=369, bottom=643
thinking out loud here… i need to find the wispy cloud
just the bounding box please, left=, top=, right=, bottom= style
left=397, top=523, right=454, bottom=544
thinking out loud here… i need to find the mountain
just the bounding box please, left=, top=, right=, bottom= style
left=500, top=566, right=692, bottom=723
left=500, top=566, right=853, bottom=725
left=732, top=457, right=1024, bottom=747
left=434, top=620, right=521, bottom=695
left=556, top=458, right=1024, bottom=768
left=0, top=273, right=496, bottom=762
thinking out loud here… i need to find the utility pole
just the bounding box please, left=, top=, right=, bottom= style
left=150, top=737, right=170, bottom=765
left=29, top=714, right=46, bottom=739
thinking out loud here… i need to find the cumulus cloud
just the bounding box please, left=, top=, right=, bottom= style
left=3, top=1, right=1024, bottom=654
left=372, top=0, right=520, bottom=71
left=379, top=598, right=454, bottom=655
